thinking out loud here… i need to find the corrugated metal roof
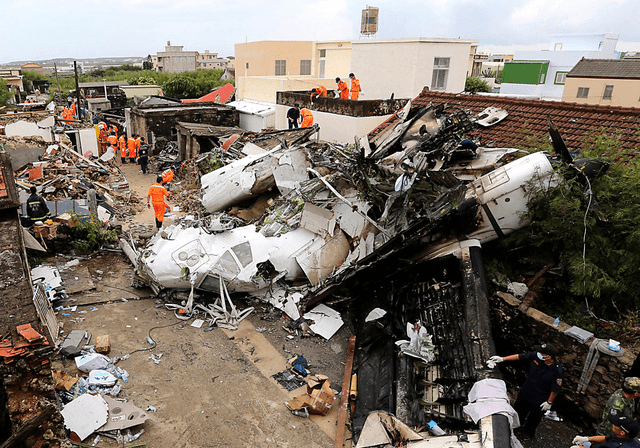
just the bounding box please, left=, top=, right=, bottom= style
left=567, top=58, right=640, bottom=79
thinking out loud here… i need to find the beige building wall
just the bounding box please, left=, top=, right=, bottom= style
left=351, top=38, right=479, bottom=99
left=562, top=77, right=640, bottom=108
left=237, top=77, right=336, bottom=103
left=235, top=41, right=315, bottom=77
left=121, top=85, right=164, bottom=98
left=315, top=41, right=352, bottom=79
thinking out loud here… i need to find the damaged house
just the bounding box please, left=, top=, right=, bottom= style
left=120, top=82, right=618, bottom=446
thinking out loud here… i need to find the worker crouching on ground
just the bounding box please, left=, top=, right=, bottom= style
left=161, top=166, right=175, bottom=186
left=487, top=343, right=564, bottom=439
left=287, top=104, right=300, bottom=129
left=573, top=415, right=640, bottom=448
left=300, top=108, right=313, bottom=127
left=26, top=186, right=51, bottom=226
left=148, top=176, right=170, bottom=230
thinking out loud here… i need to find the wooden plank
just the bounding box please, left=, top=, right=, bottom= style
left=334, top=335, right=356, bottom=448
left=0, top=405, right=55, bottom=448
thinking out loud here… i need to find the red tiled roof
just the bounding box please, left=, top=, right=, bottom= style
left=371, top=88, right=640, bottom=162
left=182, top=83, right=235, bottom=104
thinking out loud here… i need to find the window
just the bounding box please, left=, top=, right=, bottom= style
left=577, top=87, right=589, bottom=98
left=554, top=72, right=567, bottom=85
left=245, top=62, right=249, bottom=69
left=275, top=60, right=286, bottom=76
left=540, top=73, right=546, bottom=84
left=554, top=43, right=563, bottom=51
left=431, top=57, right=450, bottom=91
left=319, top=49, right=326, bottom=58
left=300, top=60, right=311, bottom=75
left=603, top=85, right=614, bottom=100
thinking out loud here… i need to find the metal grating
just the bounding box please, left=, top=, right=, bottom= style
left=32, top=282, right=59, bottom=345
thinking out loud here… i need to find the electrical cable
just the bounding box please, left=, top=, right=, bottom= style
left=120, top=320, right=184, bottom=358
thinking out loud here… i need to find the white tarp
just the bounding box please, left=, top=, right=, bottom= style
left=60, top=394, right=108, bottom=441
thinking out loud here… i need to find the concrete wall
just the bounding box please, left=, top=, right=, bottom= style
left=235, top=41, right=315, bottom=77
left=237, top=77, right=337, bottom=102
left=121, top=85, right=164, bottom=98
left=275, top=104, right=391, bottom=143
left=315, top=41, right=352, bottom=79
left=350, top=38, right=478, bottom=100
left=491, top=291, right=635, bottom=430
left=562, top=77, right=640, bottom=108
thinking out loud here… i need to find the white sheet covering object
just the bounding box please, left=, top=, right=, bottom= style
left=463, top=378, right=520, bottom=427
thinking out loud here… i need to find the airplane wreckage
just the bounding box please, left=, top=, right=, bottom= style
left=121, top=100, right=608, bottom=447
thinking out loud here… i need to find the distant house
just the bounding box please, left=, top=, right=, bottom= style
left=20, top=62, right=52, bottom=76
left=500, top=33, right=620, bottom=99
left=156, top=41, right=198, bottom=73
left=221, top=67, right=235, bottom=81
left=0, top=69, right=24, bottom=92
left=198, top=51, right=228, bottom=70
left=562, top=58, right=640, bottom=108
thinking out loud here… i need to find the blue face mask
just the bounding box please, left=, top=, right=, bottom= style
left=537, top=352, right=544, bottom=360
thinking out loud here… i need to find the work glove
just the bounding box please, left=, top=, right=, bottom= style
left=486, top=355, right=503, bottom=369
left=540, top=401, right=552, bottom=412
left=572, top=436, right=589, bottom=446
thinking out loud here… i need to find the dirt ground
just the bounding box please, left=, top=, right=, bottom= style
left=48, top=160, right=352, bottom=447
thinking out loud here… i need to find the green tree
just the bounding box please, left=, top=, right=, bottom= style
left=464, top=76, right=491, bottom=93
left=142, top=55, right=154, bottom=71
left=162, top=75, right=198, bottom=98
left=0, top=79, right=12, bottom=106
left=491, top=129, right=640, bottom=319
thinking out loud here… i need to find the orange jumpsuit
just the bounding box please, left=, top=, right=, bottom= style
left=128, top=137, right=137, bottom=159
left=98, top=128, right=108, bottom=155
left=161, top=168, right=174, bottom=184
left=337, top=80, right=349, bottom=99
left=310, top=85, right=327, bottom=100
left=300, top=108, right=313, bottom=127
left=350, top=77, right=361, bottom=100
left=135, top=137, right=141, bottom=153
left=147, top=183, right=169, bottom=225
left=107, top=134, right=117, bottom=147
left=119, top=135, right=127, bottom=160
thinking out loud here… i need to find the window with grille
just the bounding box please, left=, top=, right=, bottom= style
left=300, top=60, right=311, bottom=75
left=431, top=57, right=450, bottom=91
left=603, top=85, right=614, bottom=100
left=275, top=60, right=286, bottom=76
left=554, top=72, right=567, bottom=84
left=577, top=87, right=589, bottom=98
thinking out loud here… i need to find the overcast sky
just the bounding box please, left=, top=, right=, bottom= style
left=2, top=0, right=639, bottom=63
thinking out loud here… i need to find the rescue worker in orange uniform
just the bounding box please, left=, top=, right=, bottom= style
left=336, top=77, right=349, bottom=99
left=106, top=131, right=117, bottom=150
left=310, top=86, right=327, bottom=101
left=349, top=73, right=362, bottom=100
left=111, top=125, right=118, bottom=137
left=161, top=167, right=174, bottom=185
left=300, top=108, right=313, bottom=127
left=98, top=125, right=108, bottom=156
left=147, top=176, right=170, bottom=230
left=135, top=134, right=141, bottom=157
left=128, top=134, right=137, bottom=163
left=119, top=134, right=127, bottom=163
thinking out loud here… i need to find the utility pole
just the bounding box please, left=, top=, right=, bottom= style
left=73, top=61, right=82, bottom=121
left=53, top=63, right=61, bottom=93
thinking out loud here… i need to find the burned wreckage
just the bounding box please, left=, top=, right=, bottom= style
left=123, top=100, right=607, bottom=446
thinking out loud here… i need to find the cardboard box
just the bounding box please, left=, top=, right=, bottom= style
left=33, top=222, right=59, bottom=239
left=95, top=335, right=111, bottom=354
left=285, top=374, right=336, bottom=416
left=56, top=213, right=77, bottom=228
